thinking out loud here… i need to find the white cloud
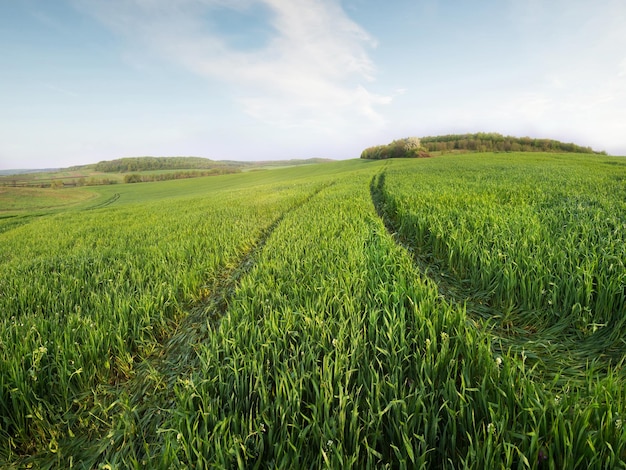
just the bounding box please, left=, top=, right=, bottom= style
left=75, top=0, right=391, bottom=129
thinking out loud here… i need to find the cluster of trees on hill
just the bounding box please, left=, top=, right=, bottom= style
left=94, top=157, right=238, bottom=173
left=361, top=133, right=606, bottom=159
left=360, top=137, right=431, bottom=160
left=420, top=133, right=606, bottom=154
left=123, top=168, right=240, bottom=184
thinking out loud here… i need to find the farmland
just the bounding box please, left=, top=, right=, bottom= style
left=1, top=153, right=625, bottom=468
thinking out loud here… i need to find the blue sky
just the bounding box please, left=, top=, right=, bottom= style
left=1, top=0, right=625, bottom=169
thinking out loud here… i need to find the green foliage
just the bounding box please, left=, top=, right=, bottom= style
left=122, top=168, right=240, bottom=184
left=93, top=156, right=235, bottom=173
left=363, top=134, right=606, bottom=159
left=377, top=153, right=626, bottom=348
left=0, top=187, right=97, bottom=214
left=421, top=132, right=606, bottom=154
left=123, top=173, right=143, bottom=183
left=0, top=173, right=318, bottom=463
left=361, top=137, right=431, bottom=160
left=1, top=158, right=334, bottom=189
left=1, top=156, right=625, bottom=468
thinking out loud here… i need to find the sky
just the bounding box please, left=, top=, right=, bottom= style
left=1, top=0, right=625, bottom=170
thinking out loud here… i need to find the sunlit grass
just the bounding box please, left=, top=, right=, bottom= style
left=379, top=153, right=626, bottom=348
left=0, top=186, right=98, bottom=213
left=1, top=155, right=625, bottom=468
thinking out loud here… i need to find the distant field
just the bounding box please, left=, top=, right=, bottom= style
left=0, top=186, right=98, bottom=213
left=1, top=154, right=625, bottom=468
left=0, top=168, right=121, bottom=187
left=0, top=158, right=333, bottom=189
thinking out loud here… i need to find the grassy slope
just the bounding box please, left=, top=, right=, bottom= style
left=0, top=187, right=98, bottom=213
left=1, top=155, right=625, bottom=468
left=0, top=158, right=335, bottom=189
left=0, top=161, right=355, bottom=211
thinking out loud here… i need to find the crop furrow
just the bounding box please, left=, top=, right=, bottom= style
left=83, top=182, right=334, bottom=467
left=369, top=170, right=618, bottom=381
left=150, top=182, right=333, bottom=377
left=84, top=192, right=120, bottom=210
left=0, top=214, right=38, bottom=234
left=370, top=170, right=493, bottom=315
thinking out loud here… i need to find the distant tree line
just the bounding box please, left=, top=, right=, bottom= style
left=420, top=133, right=606, bottom=154
left=123, top=168, right=240, bottom=184
left=95, top=156, right=237, bottom=173
left=360, top=137, right=431, bottom=160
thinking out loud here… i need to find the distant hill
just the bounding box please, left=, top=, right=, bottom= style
left=85, top=156, right=334, bottom=173
left=90, top=156, right=238, bottom=173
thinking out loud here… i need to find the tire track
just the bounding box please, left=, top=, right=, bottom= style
left=85, top=182, right=335, bottom=467
left=370, top=170, right=493, bottom=319
left=369, top=170, right=620, bottom=381
left=0, top=214, right=38, bottom=235
left=156, top=182, right=334, bottom=370
left=84, top=192, right=120, bottom=211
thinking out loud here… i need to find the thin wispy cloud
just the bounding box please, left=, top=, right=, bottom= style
left=41, top=82, right=80, bottom=98
left=76, top=0, right=391, bottom=129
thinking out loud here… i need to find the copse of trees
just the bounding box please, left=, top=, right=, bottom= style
left=362, top=133, right=607, bottom=159
left=420, top=133, right=607, bottom=154
left=360, top=137, right=431, bottom=160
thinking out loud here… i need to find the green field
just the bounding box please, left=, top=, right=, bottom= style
left=0, top=157, right=332, bottom=190
left=1, top=154, right=625, bottom=468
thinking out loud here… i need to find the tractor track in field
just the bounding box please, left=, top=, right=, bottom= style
left=370, top=171, right=496, bottom=319
left=0, top=214, right=39, bottom=234
left=83, top=182, right=334, bottom=466
left=84, top=192, right=120, bottom=210
left=369, top=170, right=623, bottom=382
left=0, top=193, right=121, bottom=238
left=149, top=182, right=334, bottom=373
